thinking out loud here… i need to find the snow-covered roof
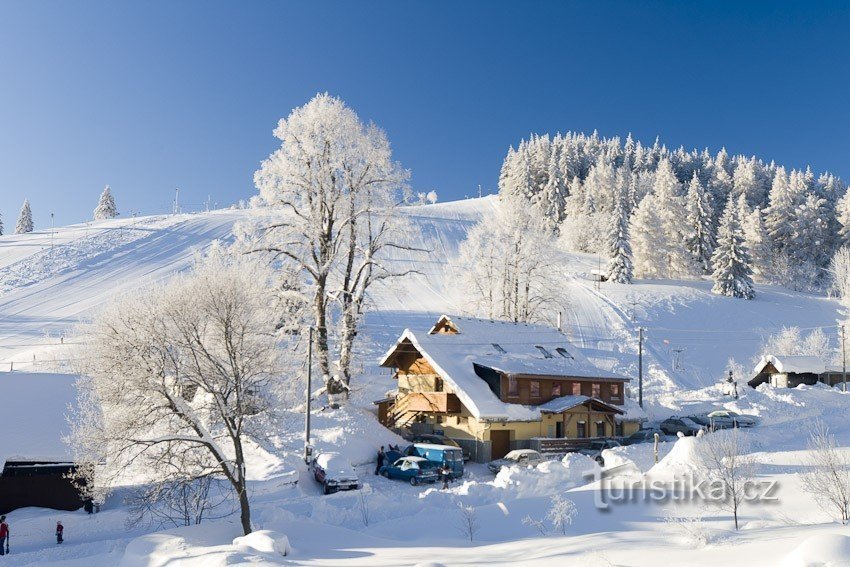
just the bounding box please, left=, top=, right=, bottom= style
left=0, top=372, right=79, bottom=468
left=379, top=315, right=631, bottom=421
left=536, top=395, right=623, bottom=415
left=753, top=355, right=826, bottom=376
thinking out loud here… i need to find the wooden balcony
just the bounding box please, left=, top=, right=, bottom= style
left=397, top=392, right=461, bottom=413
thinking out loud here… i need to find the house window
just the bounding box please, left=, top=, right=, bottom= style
left=615, top=422, right=624, bottom=436
left=610, top=383, right=621, bottom=400
left=492, top=343, right=506, bottom=354
left=508, top=376, right=518, bottom=397
left=592, top=383, right=601, bottom=398
left=530, top=381, right=540, bottom=398
left=555, top=347, right=573, bottom=359
left=551, top=382, right=561, bottom=397
left=577, top=421, right=587, bottom=438
left=536, top=346, right=554, bottom=359
left=596, top=420, right=605, bottom=437
left=572, top=383, right=582, bottom=396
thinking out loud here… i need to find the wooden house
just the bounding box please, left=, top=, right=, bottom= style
left=749, top=355, right=826, bottom=388
left=376, top=315, right=643, bottom=462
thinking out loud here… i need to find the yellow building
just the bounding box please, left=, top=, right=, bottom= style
left=376, top=315, right=644, bottom=462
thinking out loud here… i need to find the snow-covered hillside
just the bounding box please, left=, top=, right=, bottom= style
left=1, top=197, right=848, bottom=567
left=0, top=195, right=842, bottom=394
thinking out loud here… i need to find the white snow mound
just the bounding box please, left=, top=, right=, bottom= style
left=781, top=533, right=850, bottom=567
left=233, top=530, right=290, bottom=556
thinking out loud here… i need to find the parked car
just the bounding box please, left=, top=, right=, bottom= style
left=660, top=416, right=704, bottom=436
left=405, top=443, right=465, bottom=479
left=409, top=434, right=471, bottom=461
left=487, top=449, right=545, bottom=473
left=578, top=439, right=621, bottom=466
left=621, top=429, right=664, bottom=446
left=706, top=410, right=758, bottom=427
left=310, top=452, right=361, bottom=495
left=379, top=456, right=440, bottom=486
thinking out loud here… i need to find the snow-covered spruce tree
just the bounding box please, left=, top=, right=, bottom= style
left=252, top=93, right=414, bottom=396
left=457, top=200, right=567, bottom=323
left=605, top=191, right=633, bottom=283
left=630, top=194, right=665, bottom=279
left=684, top=172, right=716, bottom=274
left=93, top=185, right=117, bottom=220
left=743, top=207, right=773, bottom=282
left=653, top=158, right=695, bottom=277
left=69, top=250, right=299, bottom=536
left=15, top=199, right=33, bottom=234
left=711, top=200, right=755, bottom=300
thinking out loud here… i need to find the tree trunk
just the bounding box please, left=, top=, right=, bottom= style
left=238, top=482, right=252, bottom=535
left=313, top=279, right=330, bottom=378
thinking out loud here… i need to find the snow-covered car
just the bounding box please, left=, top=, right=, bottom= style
left=660, top=416, right=704, bottom=436
left=310, top=452, right=361, bottom=495
left=621, top=429, right=664, bottom=446
left=379, top=456, right=440, bottom=485
left=578, top=439, right=621, bottom=465
left=487, top=449, right=545, bottom=473
left=705, top=410, right=758, bottom=428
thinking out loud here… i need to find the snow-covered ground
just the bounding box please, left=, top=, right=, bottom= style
left=0, top=197, right=848, bottom=566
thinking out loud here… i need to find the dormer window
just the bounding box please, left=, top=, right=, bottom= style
left=536, top=346, right=553, bottom=359
left=492, top=343, right=506, bottom=354
left=555, top=347, right=573, bottom=359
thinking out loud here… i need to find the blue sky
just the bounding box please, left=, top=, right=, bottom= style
left=1, top=1, right=849, bottom=227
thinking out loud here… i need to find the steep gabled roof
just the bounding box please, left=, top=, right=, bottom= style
left=753, top=355, right=825, bottom=376
left=379, top=315, right=631, bottom=421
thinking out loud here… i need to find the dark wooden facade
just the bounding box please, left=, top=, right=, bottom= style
left=497, top=373, right=624, bottom=406
left=0, top=462, right=85, bottom=515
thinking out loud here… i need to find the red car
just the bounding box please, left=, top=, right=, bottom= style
left=310, top=452, right=361, bottom=495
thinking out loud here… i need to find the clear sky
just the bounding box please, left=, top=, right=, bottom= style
left=1, top=1, right=849, bottom=227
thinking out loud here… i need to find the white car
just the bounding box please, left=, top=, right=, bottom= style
left=705, top=410, right=758, bottom=428
left=487, top=449, right=545, bottom=473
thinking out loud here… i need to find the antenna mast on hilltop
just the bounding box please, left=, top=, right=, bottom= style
left=173, top=188, right=181, bottom=215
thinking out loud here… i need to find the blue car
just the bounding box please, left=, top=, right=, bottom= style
left=379, top=456, right=440, bottom=486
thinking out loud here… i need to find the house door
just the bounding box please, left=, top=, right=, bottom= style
left=555, top=421, right=564, bottom=438
left=490, top=430, right=511, bottom=460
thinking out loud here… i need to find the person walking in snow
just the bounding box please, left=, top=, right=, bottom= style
left=375, top=446, right=386, bottom=475
left=440, top=463, right=451, bottom=490
left=55, top=521, right=63, bottom=544
left=0, top=515, right=9, bottom=555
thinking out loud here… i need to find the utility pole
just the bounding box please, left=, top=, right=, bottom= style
left=304, top=326, right=314, bottom=463
left=842, top=324, right=847, bottom=392
left=638, top=327, right=644, bottom=408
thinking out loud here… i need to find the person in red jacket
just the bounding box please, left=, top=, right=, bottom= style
left=55, top=521, right=63, bottom=544
left=0, top=515, right=9, bottom=555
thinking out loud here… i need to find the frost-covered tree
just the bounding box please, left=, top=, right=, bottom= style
left=15, top=199, right=33, bottom=234
left=791, top=193, right=832, bottom=272
left=459, top=202, right=567, bottom=323
left=684, top=173, right=716, bottom=273
left=743, top=208, right=773, bottom=282
left=546, top=494, right=578, bottom=535
left=93, top=185, right=118, bottom=220
left=630, top=194, right=666, bottom=279
left=0, top=212, right=4, bottom=236
left=760, top=326, right=833, bottom=363
left=251, top=93, right=414, bottom=394
left=650, top=158, right=694, bottom=277
left=70, top=250, right=300, bottom=536
left=697, top=428, right=756, bottom=531
left=801, top=421, right=850, bottom=525
left=830, top=246, right=850, bottom=305
left=711, top=200, right=754, bottom=299
left=605, top=192, right=633, bottom=284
